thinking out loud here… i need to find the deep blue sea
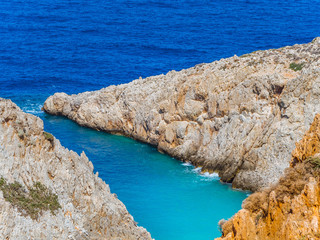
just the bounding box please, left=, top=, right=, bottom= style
left=1, top=0, right=320, bottom=239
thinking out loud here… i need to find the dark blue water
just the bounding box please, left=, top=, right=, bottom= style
left=1, top=0, right=319, bottom=239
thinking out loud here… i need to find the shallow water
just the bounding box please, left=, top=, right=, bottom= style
left=43, top=113, right=249, bottom=239
left=1, top=0, right=320, bottom=239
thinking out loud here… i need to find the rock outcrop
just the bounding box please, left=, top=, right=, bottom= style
left=216, top=114, right=320, bottom=240
left=0, top=98, right=151, bottom=239
left=44, top=37, right=320, bottom=191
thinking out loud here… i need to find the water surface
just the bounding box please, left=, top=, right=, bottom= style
left=43, top=114, right=248, bottom=239
left=1, top=0, right=320, bottom=238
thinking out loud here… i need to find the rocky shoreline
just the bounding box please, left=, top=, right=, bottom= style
left=44, top=37, right=320, bottom=191
left=217, top=114, right=320, bottom=240
left=0, top=98, right=151, bottom=239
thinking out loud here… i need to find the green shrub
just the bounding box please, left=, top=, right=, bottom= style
left=0, top=177, right=5, bottom=187
left=240, top=53, right=250, bottom=58
left=306, top=157, right=320, bottom=168
left=0, top=177, right=61, bottom=220
left=43, top=131, right=54, bottom=142
left=255, top=212, right=263, bottom=225
left=289, top=62, right=304, bottom=71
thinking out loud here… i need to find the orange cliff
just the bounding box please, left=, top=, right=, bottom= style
left=216, top=114, right=320, bottom=240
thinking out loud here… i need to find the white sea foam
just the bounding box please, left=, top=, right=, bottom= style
left=182, top=163, right=220, bottom=181
left=201, top=172, right=219, bottom=178
left=182, top=162, right=192, bottom=166
left=200, top=172, right=220, bottom=181
left=23, top=103, right=43, bottom=115
left=192, top=167, right=202, bottom=173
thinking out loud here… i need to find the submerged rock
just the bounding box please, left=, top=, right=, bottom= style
left=216, top=114, right=320, bottom=240
left=0, top=98, right=151, bottom=239
left=44, top=37, right=320, bottom=191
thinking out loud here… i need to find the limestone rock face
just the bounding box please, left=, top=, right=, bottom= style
left=216, top=114, right=320, bottom=240
left=216, top=178, right=320, bottom=240
left=44, top=37, right=320, bottom=191
left=291, top=114, right=320, bottom=165
left=0, top=98, right=151, bottom=240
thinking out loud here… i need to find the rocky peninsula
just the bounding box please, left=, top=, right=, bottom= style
left=217, top=114, right=320, bottom=240
left=44, top=37, right=320, bottom=191
left=0, top=98, right=151, bottom=239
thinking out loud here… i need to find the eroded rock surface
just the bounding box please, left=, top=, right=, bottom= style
left=0, top=98, right=151, bottom=239
left=216, top=114, right=320, bottom=240
left=44, top=37, right=320, bottom=191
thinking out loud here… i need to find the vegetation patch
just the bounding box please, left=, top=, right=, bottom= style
left=243, top=162, right=319, bottom=214
left=0, top=177, right=61, bottom=220
left=289, top=62, right=304, bottom=71
left=43, top=131, right=54, bottom=142
left=240, top=53, right=250, bottom=58
left=255, top=212, right=263, bottom=225
left=306, top=156, right=320, bottom=168
left=43, top=132, right=55, bottom=148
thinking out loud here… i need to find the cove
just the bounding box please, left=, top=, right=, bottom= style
left=41, top=112, right=248, bottom=239
left=3, top=0, right=318, bottom=238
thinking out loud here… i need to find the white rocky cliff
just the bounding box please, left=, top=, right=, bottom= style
left=0, top=98, right=151, bottom=239
left=44, top=37, right=320, bottom=191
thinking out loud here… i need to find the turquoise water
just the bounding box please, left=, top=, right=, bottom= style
left=2, top=0, right=319, bottom=238
left=43, top=113, right=248, bottom=239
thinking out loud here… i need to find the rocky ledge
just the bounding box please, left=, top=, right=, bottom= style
left=217, top=114, right=320, bottom=240
left=0, top=98, right=151, bottom=239
left=44, top=37, right=320, bottom=191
